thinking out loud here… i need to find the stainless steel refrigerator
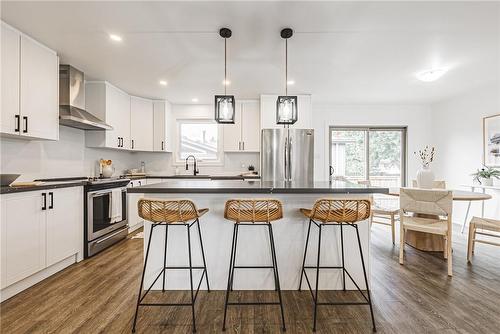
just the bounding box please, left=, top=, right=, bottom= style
left=261, top=128, right=314, bottom=183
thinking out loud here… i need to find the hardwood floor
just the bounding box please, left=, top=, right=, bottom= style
left=1, top=223, right=499, bottom=333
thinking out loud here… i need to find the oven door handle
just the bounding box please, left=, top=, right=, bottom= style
left=95, top=228, right=127, bottom=244
left=88, top=188, right=127, bottom=197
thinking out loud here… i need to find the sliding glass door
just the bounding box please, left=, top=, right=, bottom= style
left=329, top=127, right=406, bottom=187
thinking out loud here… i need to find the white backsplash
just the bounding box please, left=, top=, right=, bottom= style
left=0, top=126, right=259, bottom=181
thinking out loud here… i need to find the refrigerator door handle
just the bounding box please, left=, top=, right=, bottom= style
left=284, top=137, right=288, bottom=181
left=288, top=136, right=292, bottom=181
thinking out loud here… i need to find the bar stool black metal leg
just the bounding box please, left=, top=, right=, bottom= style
left=355, top=225, right=377, bottom=332
left=132, top=224, right=155, bottom=333
left=298, top=218, right=312, bottom=291
left=268, top=224, right=286, bottom=331
left=162, top=224, right=169, bottom=292
left=196, top=219, right=210, bottom=292
left=229, top=223, right=239, bottom=291
left=313, top=224, right=322, bottom=332
left=340, top=224, right=346, bottom=291
left=187, top=224, right=197, bottom=333
left=222, top=224, right=237, bottom=331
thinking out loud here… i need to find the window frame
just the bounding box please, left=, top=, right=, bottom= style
left=328, top=126, right=407, bottom=186
left=174, top=118, right=224, bottom=166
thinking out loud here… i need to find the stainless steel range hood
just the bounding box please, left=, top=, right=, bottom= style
left=59, top=65, right=112, bottom=130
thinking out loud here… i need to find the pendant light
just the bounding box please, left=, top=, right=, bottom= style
left=276, top=28, right=297, bottom=125
left=215, top=28, right=235, bottom=124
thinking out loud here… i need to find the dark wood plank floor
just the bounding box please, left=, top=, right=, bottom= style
left=1, top=223, right=499, bottom=333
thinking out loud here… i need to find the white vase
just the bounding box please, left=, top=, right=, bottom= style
left=479, top=177, right=493, bottom=186
left=416, top=166, right=435, bottom=189
left=102, top=165, right=115, bottom=178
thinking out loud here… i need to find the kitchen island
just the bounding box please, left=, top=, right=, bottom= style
left=128, top=180, right=388, bottom=290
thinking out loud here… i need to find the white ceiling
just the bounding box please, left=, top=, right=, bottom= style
left=1, top=1, right=499, bottom=105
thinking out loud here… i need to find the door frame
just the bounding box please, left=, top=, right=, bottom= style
left=328, top=126, right=407, bottom=186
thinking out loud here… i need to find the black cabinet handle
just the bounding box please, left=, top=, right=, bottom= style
left=48, top=192, right=54, bottom=209
left=42, top=193, right=47, bottom=210
left=22, top=116, right=28, bottom=133
left=131, top=139, right=134, bottom=149
left=14, top=115, right=20, bottom=132
left=161, top=141, right=164, bottom=151
left=329, top=165, right=334, bottom=176
left=118, top=137, right=121, bottom=147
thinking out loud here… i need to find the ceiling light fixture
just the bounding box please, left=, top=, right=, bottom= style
left=109, top=34, right=122, bottom=42
left=215, top=28, right=235, bottom=124
left=222, top=79, right=231, bottom=86
left=192, top=98, right=199, bottom=103
left=276, top=28, right=298, bottom=125
left=159, top=80, right=168, bottom=86
left=287, top=80, right=295, bottom=85
left=416, top=68, right=447, bottom=82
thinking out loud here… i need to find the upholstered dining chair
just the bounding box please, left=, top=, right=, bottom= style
left=399, top=188, right=453, bottom=276
left=358, top=180, right=399, bottom=244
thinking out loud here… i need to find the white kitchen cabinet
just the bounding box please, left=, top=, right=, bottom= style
left=260, top=94, right=312, bottom=129
left=46, top=187, right=83, bottom=267
left=153, top=100, right=173, bottom=152
left=127, top=179, right=147, bottom=232
left=20, top=35, right=59, bottom=140
left=1, top=191, right=46, bottom=289
left=0, top=21, right=59, bottom=140
left=130, top=96, right=154, bottom=151
left=85, top=82, right=131, bottom=150
left=0, top=187, right=83, bottom=290
left=1, top=22, right=20, bottom=136
left=223, top=100, right=260, bottom=152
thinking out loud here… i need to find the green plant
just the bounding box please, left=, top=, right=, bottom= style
left=471, top=166, right=500, bottom=183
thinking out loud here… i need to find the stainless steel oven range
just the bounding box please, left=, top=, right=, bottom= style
left=84, top=178, right=130, bottom=258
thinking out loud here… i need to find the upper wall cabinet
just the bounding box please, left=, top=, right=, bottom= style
left=0, top=22, right=59, bottom=140
left=260, top=94, right=312, bottom=129
left=153, top=100, right=173, bottom=152
left=85, top=82, right=131, bottom=150
left=130, top=96, right=154, bottom=151
left=223, top=100, right=260, bottom=152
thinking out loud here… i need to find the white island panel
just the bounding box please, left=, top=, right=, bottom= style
left=138, top=193, right=372, bottom=291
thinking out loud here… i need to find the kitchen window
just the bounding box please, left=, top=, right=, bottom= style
left=329, top=126, right=407, bottom=187
left=175, top=119, right=223, bottom=165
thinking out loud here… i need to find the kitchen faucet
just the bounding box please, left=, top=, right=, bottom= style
left=185, top=155, right=199, bottom=176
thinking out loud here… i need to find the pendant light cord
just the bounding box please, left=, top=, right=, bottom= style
left=224, top=37, right=227, bottom=96
left=285, top=39, right=288, bottom=96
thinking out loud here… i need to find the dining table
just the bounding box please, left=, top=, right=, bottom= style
left=388, top=188, right=492, bottom=252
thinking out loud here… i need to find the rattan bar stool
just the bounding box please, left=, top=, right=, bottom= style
left=132, top=198, right=210, bottom=333
left=298, top=199, right=376, bottom=332
left=222, top=199, right=286, bottom=332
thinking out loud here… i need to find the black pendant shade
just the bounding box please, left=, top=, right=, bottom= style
left=215, top=95, right=235, bottom=124
left=215, top=28, right=235, bottom=124
left=277, top=28, right=298, bottom=125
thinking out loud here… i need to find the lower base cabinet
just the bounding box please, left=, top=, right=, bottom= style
left=0, top=187, right=83, bottom=296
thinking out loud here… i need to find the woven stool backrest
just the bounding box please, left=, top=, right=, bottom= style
left=224, top=199, right=283, bottom=223
left=138, top=198, right=199, bottom=223
left=310, top=199, right=371, bottom=223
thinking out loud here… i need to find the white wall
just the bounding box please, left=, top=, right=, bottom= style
left=0, top=126, right=138, bottom=181
left=431, top=82, right=500, bottom=220
left=312, top=104, right=432, bottom=183
left=0, top=105, right=259, bottom=180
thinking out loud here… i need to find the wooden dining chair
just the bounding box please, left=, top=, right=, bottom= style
left=412, top=180, right=447, bottom=189
left=467, top=217, right=500, bottom=262
left=399, top=188, right=453, bottom=276
left=358, top=180, right=399, bottom=244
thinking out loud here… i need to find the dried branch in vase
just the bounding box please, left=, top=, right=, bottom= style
left=414, top=146, right=435, bottom=168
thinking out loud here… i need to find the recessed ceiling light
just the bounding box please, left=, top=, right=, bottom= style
left=109, top=34, right=122, bottom=42
left=192, top=98, right=199, bottom=103
left=222, top=79, right=231, bottom=85
left=159, top=80, right=168, bottom=86
left=416, top=68, right=447, bottom=82
left=287, top=80, right=295, bottom=85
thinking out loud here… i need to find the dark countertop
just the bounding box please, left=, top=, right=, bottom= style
left=127, top=179, right=389, bottom=194
left=126, top=174, right=260, bottom=180
left=1, top=180, right=86, bottom=194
